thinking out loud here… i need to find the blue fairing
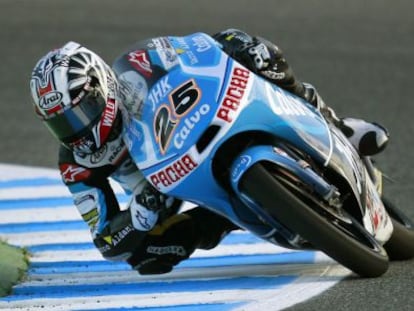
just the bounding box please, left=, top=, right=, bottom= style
left=124, top=33, right=228, bottom=166
left=123, top=32, right=343, bottom=229
left=231, top=77, right=331, bottom=162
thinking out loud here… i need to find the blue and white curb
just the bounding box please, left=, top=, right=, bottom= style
left=0, top=164, right=349, bottom=311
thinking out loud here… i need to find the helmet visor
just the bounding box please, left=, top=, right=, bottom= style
left=44, top=92, right=106, bottom=142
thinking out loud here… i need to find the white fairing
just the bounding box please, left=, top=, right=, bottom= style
left=363, top=169, right=393, bottom=244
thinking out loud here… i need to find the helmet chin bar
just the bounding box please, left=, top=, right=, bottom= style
left=63, top=109, right=123, bottom=155
left=66, top=134, right=98, bottom=154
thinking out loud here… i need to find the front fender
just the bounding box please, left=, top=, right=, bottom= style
left=230, top=145, right=337, bottom=201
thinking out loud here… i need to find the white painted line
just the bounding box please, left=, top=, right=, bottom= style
left=23, top=263, right=338, bottom=287
left=29, top=243, right=295, bottom=262
left=1, top=230, right=93, bottom=246
left=0, top=206, right=81, bottom=223
left=0, top=185, right=71, bottom=200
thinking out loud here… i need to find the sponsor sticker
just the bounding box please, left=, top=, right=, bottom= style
left=152, top=37, right=179, bottom=70
left=231, top=155, right=252, bottom=182
left=128, top=50, right=153, bottom=78
left=130, top=200, right=158, bottom=231
left=60, top=164, right=91, bottom=183
left=39, top=91, right=63, bottom=110
left=216, top=66, right=250, bottom=123
left=150, top=154, right=198, bottom=190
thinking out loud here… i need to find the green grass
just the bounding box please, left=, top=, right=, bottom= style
left=0, top=241, right=28, bottom=297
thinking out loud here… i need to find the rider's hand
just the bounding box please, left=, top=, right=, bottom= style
left=134, top=183, right=180, bottom=225
left=127, top=213, right=199, bottom=274
left=136, top=183, right=175, bottom=212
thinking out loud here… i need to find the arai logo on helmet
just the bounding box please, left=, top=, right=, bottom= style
left=39, top=91, right=63, bottom=109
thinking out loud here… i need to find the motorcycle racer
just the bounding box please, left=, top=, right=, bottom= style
left=29, top=29, right=389, bottom=275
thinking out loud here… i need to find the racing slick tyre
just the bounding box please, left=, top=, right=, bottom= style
left=382, top=197, right=414, bottom=260
left=240, top=163, right=389, bottom=278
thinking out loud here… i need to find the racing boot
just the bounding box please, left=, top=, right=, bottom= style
left=304, top=84, right=389, bottom=156
left=337, top=117, right=389, bottom=156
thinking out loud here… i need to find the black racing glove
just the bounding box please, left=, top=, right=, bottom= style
left=135, top=183, right=181, bottom=224
left=136, top=183, right=171, bottom=211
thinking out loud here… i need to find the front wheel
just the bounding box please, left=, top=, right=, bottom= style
left=241, top=163, right=389, bottom=278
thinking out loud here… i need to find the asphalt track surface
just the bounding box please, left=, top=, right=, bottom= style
left=1, top=0, right=413, bottom=310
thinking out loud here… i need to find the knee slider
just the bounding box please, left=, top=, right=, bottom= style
left=127, top=213, right=199, bottom=274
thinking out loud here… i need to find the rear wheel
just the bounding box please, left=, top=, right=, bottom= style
left=241, top=163, right=389, bottom=277
left=382, top=197, right=414, bottom=260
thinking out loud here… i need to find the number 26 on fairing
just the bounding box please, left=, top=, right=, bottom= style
left=153, top=79, right=201, bottom=153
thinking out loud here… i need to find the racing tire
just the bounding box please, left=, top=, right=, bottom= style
left=240, top=163, right=389, bottom=278
left=382, top=197, right=414, bottom=261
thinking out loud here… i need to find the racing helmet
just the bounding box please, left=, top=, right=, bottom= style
left=30, top=41, right=121, bottom=154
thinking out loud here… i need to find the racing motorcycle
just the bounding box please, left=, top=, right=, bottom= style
left=122, top=33, right=414, bottom=277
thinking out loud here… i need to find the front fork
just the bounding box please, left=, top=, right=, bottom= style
left=363, top=157, right=383, bottom=195
left=361, top=157, right=394, bottom=243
